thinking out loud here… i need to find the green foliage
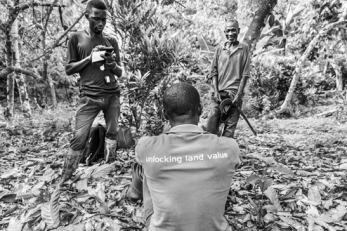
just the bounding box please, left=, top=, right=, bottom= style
left=248, top=60, right=313, bottom=114
left=107, top=0, right=196, bottom=133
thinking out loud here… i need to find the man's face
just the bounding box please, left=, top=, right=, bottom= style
left=224, top=23, right=239, bottom=43
left=87, top=7, right=107, bottom=34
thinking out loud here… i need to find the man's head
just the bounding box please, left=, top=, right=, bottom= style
left=163, top=83, right=202, bottom=125
left=85, top=0, right=107, bottom=35
left=224, top=19, right=240, bottom=44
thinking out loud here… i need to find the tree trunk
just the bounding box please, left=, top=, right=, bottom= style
left=329, top=59, right=344, bottom=91
left=242, top=0, right=277, bottom=54
left=4, top=0, right=16, bottom=122
left=12, top=18, right=32, bottom=118
left=4, top=29, right=14, bottom=122
left=42, top=35, right=57, bottom=107
left=277, top=20, right=347, bottom=114
left=5, top=74, right=15, bottom=123
left=42, top=0, right=59, bottom=108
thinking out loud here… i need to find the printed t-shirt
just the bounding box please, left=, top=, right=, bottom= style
left=66, top=30, right=121, bottom=97
left=136, top=124, right=241, bottom=231
left=210, top=42, right=250, bottom=93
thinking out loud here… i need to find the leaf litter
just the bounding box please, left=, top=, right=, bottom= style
left=0, top=115, right=346, bottom=231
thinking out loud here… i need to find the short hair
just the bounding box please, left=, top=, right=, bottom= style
left=86, top=0, right=107, bottom=13
left=225, top=19, right=239, bottom=28
left=163, top=82, right=201, bottom=122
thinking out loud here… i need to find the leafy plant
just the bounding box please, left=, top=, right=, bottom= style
left=106, top=0, right=196, bottom=133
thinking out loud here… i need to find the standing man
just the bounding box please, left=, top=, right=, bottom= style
left=125, top=83, right=240, bottom=231
left=59, top=0, right=122, bottom=185
left=206, top=19, right=250, bottom=138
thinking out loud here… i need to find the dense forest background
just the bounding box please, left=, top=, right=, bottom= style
left=1, top=0, right=347, bottom=231
left=1, top=0, right=347, bottom=130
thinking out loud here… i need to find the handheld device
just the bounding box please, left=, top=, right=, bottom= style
left=98, top=47, right=114, bottom=52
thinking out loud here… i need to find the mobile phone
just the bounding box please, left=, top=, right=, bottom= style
left=98, top=47, right=114, bottom=52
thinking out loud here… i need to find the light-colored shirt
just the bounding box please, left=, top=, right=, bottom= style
left=136, top=124, right=240, bottom=231
left=211, top=42, right=250, bottom=92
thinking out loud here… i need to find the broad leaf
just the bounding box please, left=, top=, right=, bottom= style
left=245, top=174, right=261, bottom=185
left=7, top=217, right=23, bottom=231
left=318, top=205, right=347, bottom=223
left=280, top=216, right=305, bottom=230
left=323, top=198, right=333, bottom=210
left=91, top=164, right=116, bottom=178
left=259, top=178, right=273, bottom=193
left=41, top=189, right=60, bottom=229
left=56, top=224, right=85, bottom=231
left=265, top=186, right=283, bottom=211
left=308, top=186, right=321, bottom=204
left=75, top=179, right=88, bottom=191
left=272, top=163, right=295, bottom=177
left=246, top=153, right=275, bottom=165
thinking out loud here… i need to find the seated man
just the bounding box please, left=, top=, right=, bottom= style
left=126, top=82, right=240, bottom=231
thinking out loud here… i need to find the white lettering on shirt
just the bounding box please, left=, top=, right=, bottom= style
left=145, top=152, right=228, bottom=164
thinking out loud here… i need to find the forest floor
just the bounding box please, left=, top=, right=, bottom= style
left=0, top=103, right=347, bottom=231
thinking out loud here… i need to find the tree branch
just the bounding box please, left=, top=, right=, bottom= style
left=58, top=6, right=67, bottom=30
left=14, top=2, right=65, bottom=12
left=50, top=11, right=86, bottom=50
left=0, top=66, right=41, bottom=79
left=44, top=0, right=59, bottom=30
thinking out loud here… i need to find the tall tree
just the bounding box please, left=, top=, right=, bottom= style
left=0, top=0, right=84, bottom=121
left=242, top=0, right=277, bottom=54
left=277, top=19, right=347, bottom=114
left=2, top=0, right=34, bottom=122
left=277, top=1, right=347, bottom=114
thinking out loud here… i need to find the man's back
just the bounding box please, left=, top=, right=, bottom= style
left=136, top=124, right=240, bottom=231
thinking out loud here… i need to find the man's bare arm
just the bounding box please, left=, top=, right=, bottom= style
left=212, top=75, right=221, bottom=102
left=65, top=56, right=91, bottom=75
left=232, top=76, right=249, bottom=105
left=110, top=64, right=122, bottom=77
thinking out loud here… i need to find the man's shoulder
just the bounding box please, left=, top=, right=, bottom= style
left=214, top=135, right=239, bottom=149
left=68, top=30, right=87, bottom=43
left=239, top=42, right=249, bottom=50
left=70, top=30, right=86, bottom=38
left=103, top=33, right=118, bottom=44
left=136, top=136, right=157, bottom=151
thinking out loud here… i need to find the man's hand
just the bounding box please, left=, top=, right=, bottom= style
left=214, top=91, right=222, bottom=103
left=89, top=45, right=104, bottom=62
left=101, top=53, right=118, bottom=70
left=232, top=94, right=242, bottom=107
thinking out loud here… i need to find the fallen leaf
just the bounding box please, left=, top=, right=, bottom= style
left=265, top=186, right=283, bottom=211
left=323, top=198, right=333, bottom=210
left=7, top=217, right=23, bottom=231
left=245, top=174, right=261, bottom=185
left=280, top=216, right=305, bottom=230
left=1, top=168, right=20, bottom=179
left=259, top=178, right=273, bottom=193
left=272, top=163, right=295, bottom=177
left=41, top=189, right=60, bottom=229
left=75, top=179, right=88, bottom=191
left=308, top=186, right=321, bottom=204
left=247, top=153, right=275, bottom=165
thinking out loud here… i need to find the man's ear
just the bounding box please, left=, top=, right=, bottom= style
left=85, top=13, right=89, bottom=19
left=163, top=109, right=169, bottom=120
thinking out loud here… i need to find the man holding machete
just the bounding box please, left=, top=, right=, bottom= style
left=206, top=19, right=251, bottom=138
